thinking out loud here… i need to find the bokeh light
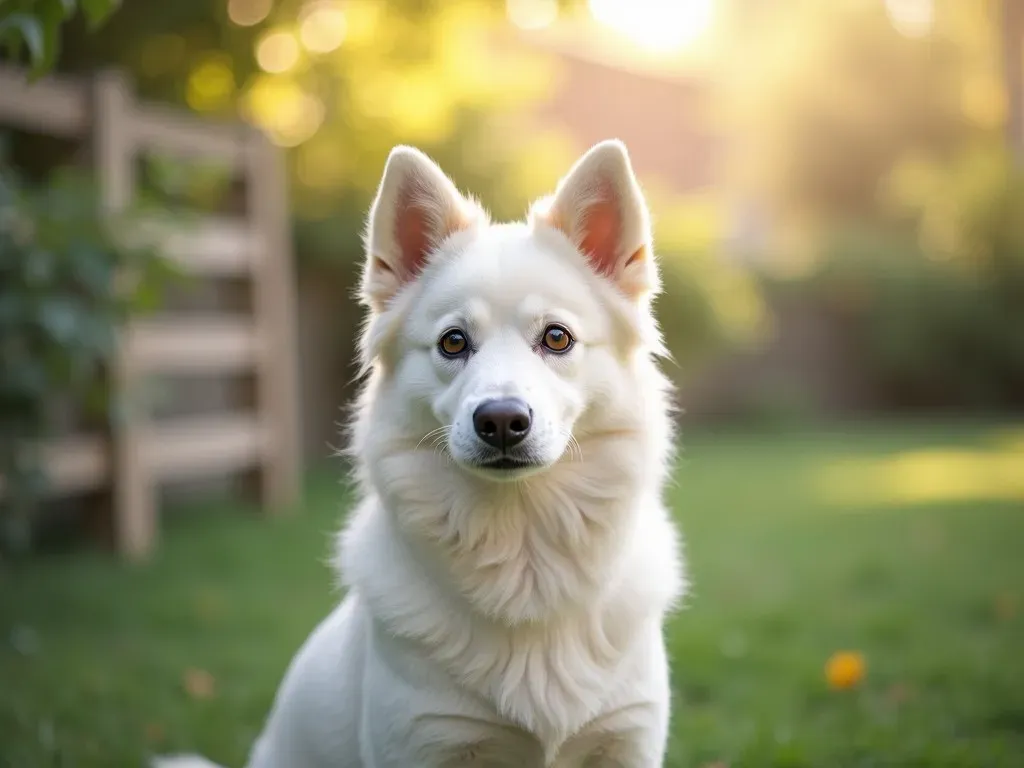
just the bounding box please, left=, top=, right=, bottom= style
left=339, top=0, right=382, bottom=48
left=185, top=55, right=235, bottom=112
left=884, top=0, right=934, bottom=38
left=227, top=0, right=272, bottom=27
left=256, top=30, right=300, bottom=73
left=244, top=76, right=325, bottom=146
left=299, top=2, right=347, bottom=54
left=506, top=0, right=558, bottom=31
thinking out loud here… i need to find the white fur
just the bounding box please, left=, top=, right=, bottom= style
left=152, top=758, right=226, bottom=768
left=159, top=140, right=684, bottom=768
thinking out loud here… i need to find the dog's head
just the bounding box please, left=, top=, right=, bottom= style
left=355, top=140, right=668, bottom=485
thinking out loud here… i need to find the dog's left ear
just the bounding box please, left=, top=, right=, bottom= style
left=532, top=140, right=657, bottom=299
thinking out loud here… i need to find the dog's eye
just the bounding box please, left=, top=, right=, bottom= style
left=438, top=329, right=469, bottom=357
left=541, top=324, right=574, bottom=353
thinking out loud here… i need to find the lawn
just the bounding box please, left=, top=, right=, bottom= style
left=2, top=423, right=1023, bottom=767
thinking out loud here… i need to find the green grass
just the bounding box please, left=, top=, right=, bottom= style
left=2, top=423, right=1023, bottom=767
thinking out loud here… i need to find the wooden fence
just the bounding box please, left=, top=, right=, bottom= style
left=0, top=67, right=301, bottom=560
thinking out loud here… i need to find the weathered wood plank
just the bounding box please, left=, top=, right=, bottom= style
left=125, top=317, right=260, bottom=373
left=0, top=435, right=109, bottom=497
left=0, top=68, right=88, bottom=135
left=142, top=414, right=265, bottom=480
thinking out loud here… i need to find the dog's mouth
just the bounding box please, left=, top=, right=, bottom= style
left=465, top=452, right=546, bottom=479
left=479, top=457, right=536, bottom=471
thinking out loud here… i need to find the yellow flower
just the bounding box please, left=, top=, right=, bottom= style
left=825, top=651, right=865, bottom=690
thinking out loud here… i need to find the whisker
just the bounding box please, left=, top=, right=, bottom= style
left=561, top=430, right=583, bottom=463
left=415, top=426, right=451, bottom=452
left=428, top=427, right=453, bottom=463
left=571, top=434, right=584, bottom=462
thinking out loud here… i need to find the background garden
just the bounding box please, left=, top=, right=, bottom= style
left=1, top=1, right=1022, bottom=765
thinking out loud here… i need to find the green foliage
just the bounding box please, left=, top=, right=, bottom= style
left=0, top=0, right=121, bottom=75
left=43, top=0, right=561, bottom=265
left=795, top=148, right=1024, bottom=411
left=0, top=166, right=175, bottom=549
left=721, top=0, right=999, bottom=239
left=719, top=0, right=1021, bottom=414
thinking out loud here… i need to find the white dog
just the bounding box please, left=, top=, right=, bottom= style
left=156, top=140, right=684, bottom=768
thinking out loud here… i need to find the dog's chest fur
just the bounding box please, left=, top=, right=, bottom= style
left=436, top=592, right=642, bottom=742
left=342, top=472, right=677, bottom=751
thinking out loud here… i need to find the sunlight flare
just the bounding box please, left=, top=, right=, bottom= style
left=506, top=0, right=558, bottom=30
left=588, top=0, right=714, bottom=52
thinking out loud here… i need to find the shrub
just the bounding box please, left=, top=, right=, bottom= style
left=0, top=166, right=174, bottom=550
left=795, top=149, right=1024, bottom=411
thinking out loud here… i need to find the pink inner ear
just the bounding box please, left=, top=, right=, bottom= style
left=579, top=194, right=622, bottom=278
left=394, top=186, right=430, bottom=279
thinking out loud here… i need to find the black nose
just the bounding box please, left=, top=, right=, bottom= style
left=473, top=398, right=532, bottom=450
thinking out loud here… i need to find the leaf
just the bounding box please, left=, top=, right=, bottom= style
left=144, top=722, right=165, bottom=745
left=130, top=278, right=164, bottom=313
left=4, top=360, right=48, bottom=400
left=73, top=252, right=115, bottom=293
left=885, top=682, right=914, bottom=705
left=0, top=14, right=45, bottom=67
left=33, top=0, right=66, bottom=76
left=182, top=668, right=216, bottom=700
left=80, top=0, right=121, bottom=30
left=38, top=298, right=81, bottom=343
left=75, top=313, right=116, bottom=356
left=994, top=592, right=1017, bottom=622
left=0, top=293, right=24, bottom=323
left=24, top=249, right=55, bottom=286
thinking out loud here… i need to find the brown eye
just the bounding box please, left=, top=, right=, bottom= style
left=438, top=329, right=469, bottom=357
left=541, top=324, right=574, bottom=353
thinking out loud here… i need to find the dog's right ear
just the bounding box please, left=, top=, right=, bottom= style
left=361, top=146, right=483, bottom=311
left=530, top=140, right=656, bottom=300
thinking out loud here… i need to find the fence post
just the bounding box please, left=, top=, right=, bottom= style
left=244, top=128, right=301, bottom=513
left=93, top=70, right=155, bottom=561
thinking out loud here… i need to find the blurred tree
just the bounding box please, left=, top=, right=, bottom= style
left=0, top=0, right=179, bottom=551
left=0, top=0, right=120, bottom=75
left=702, top=0, right=1024, bottom=414
left=45, top=0, right=562, bottom=261
left=718, top=0, right=1005, bottom=265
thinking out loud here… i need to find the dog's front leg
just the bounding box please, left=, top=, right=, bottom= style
left=558, top=709, right=669, bottom=768
left=580, top=744, right=666, bottom=768
left=570, top=727, right=667, bottom=768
